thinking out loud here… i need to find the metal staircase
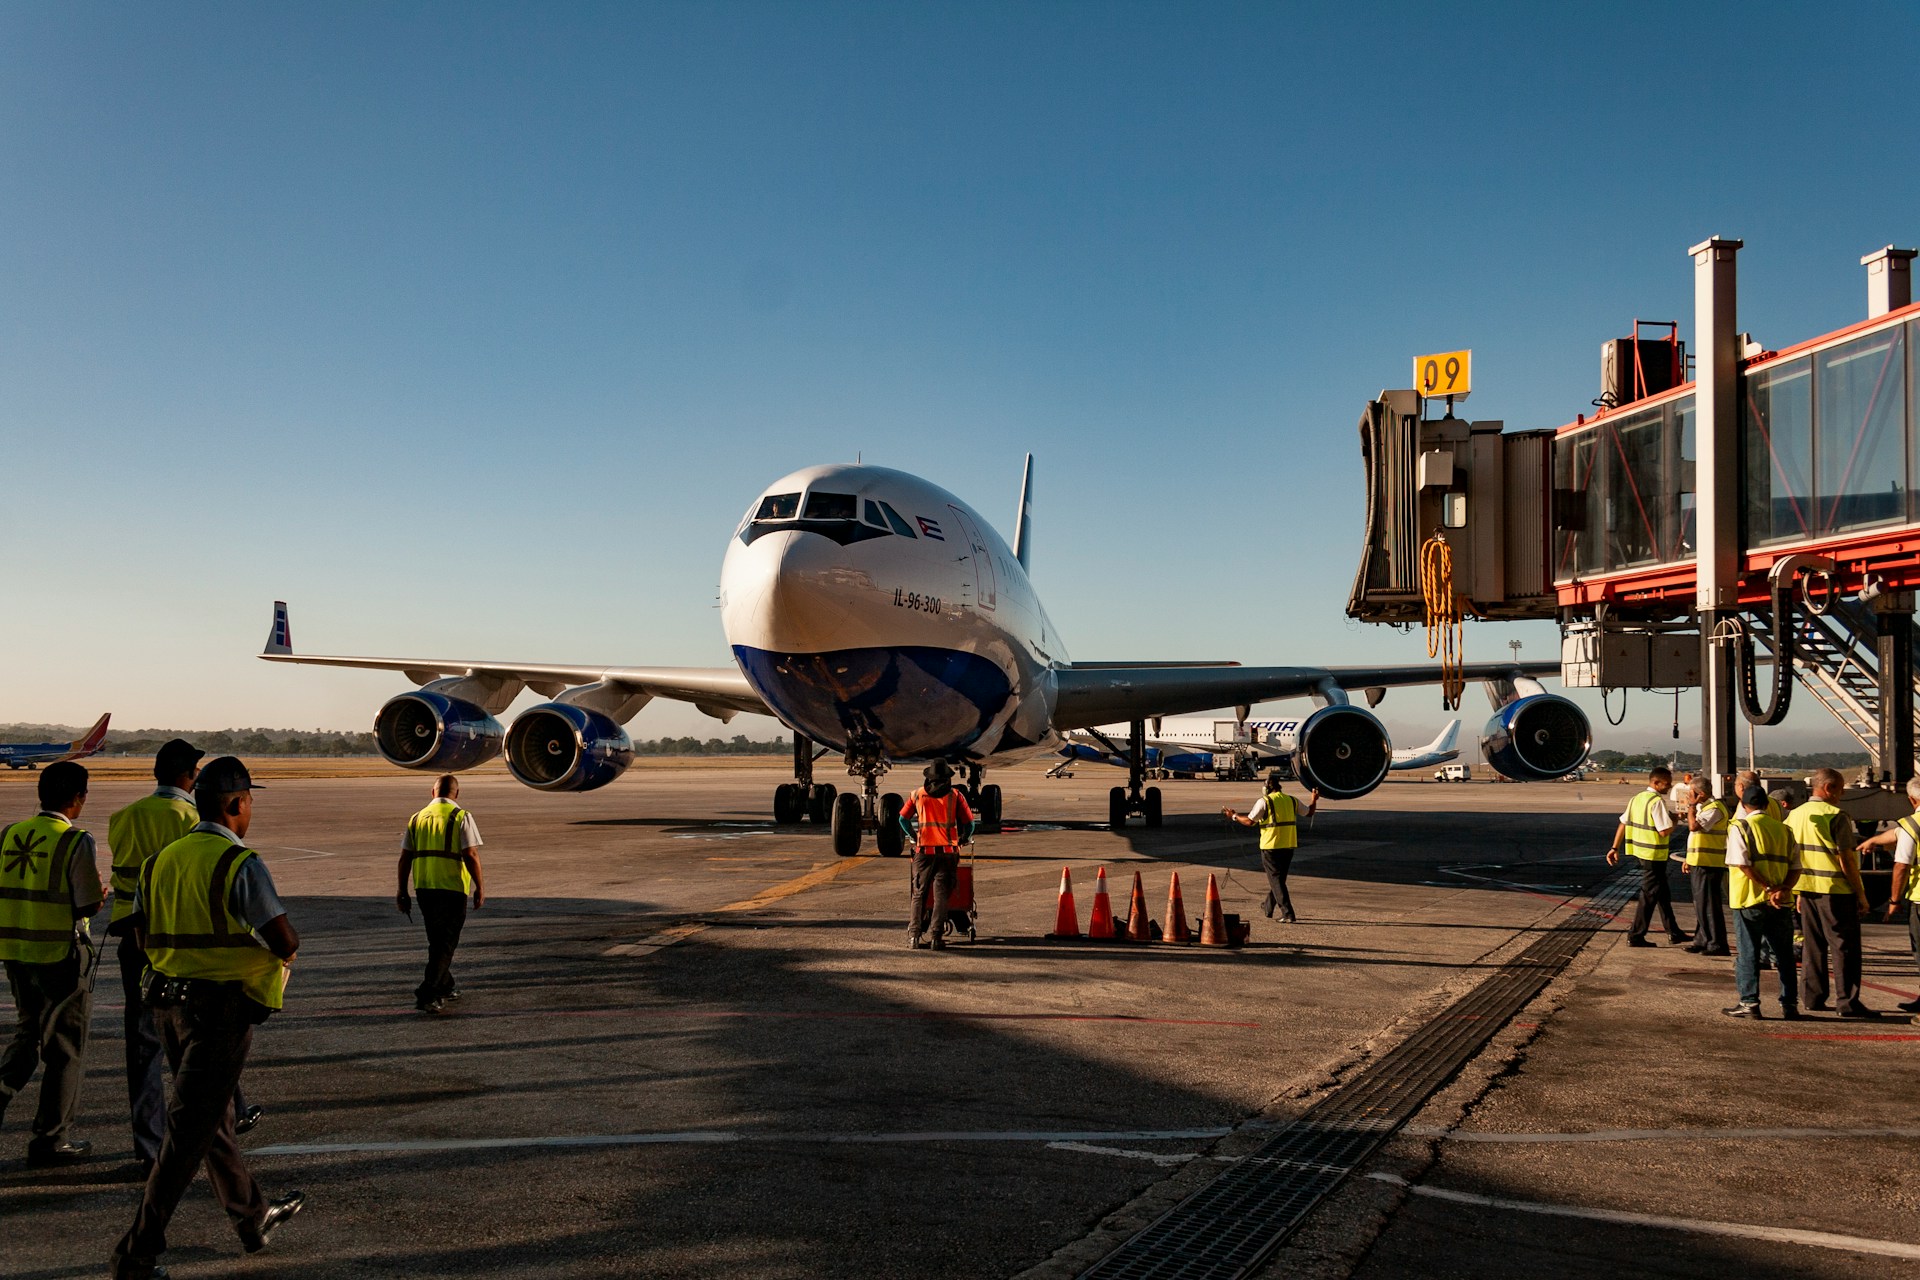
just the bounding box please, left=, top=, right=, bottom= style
left=1746, top=597, right=1920, bottom=759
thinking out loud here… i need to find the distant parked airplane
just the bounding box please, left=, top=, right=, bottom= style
left=0, top=714, right=111, bottom=771
left=1055, top=716, right=1462, bottom=778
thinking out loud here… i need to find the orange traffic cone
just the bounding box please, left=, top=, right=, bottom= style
left=1162, top=872, right=1192, bottom=944
left=1124, top=871, right=1153, bottom=942
left=1087, top=867, right=1117, bottom=939
left=1199, top=874, right=1231, bottom=947
left=1047, top=866, right=1081, bottom=939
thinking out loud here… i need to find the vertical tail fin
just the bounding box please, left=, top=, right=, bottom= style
left=78, top=713, right=110, bottom=753
left=265, top=601, right=293, bottom=656
left=1012, top=454, right=1033, bottom=571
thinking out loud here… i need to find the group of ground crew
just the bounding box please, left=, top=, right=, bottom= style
left=1608, top=764, right=1917, bottom=1021
left=0, top=743, right=484, bottom=1278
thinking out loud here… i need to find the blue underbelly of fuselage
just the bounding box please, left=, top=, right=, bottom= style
left=732, top=644, right=1011, bottom=760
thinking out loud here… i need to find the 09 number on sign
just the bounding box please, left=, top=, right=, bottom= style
left=1415, top=349, right=1471, bottom=399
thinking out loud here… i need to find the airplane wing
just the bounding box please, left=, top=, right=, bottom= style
left=256, top=602, right=768, bottom=720
left=1052, top=661, right=1559, bottom=730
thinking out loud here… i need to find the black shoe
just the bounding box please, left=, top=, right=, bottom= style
left=928, top=935, right=946, bottom=951
left=239, top=1191, right=306, bottom=1253
left=1839, top=1005, right=1883, bottom=1020
left=1896, top=999, right=1920, bottom=1014
left=1668, top=933, right=1693, bottom=944
left=1627, top=937, right=1656, bottom=948
left=907, top=935, right=926, bottom=949
left=443, top=987, right=462, bottom=1002
left=1809, top=999, right=1832, bottom=1011
left=1701, top=947, right=1731, bottom=957
left=1721, top=1004, right=1761, bottom=1019
left=25, top=1139, right=90, bottom=1167
left=234, top=1105, right=264, bottom=1136
left=1683, top=944, right=1705, bottom=954
left=415, top=998, right=444, bottom=1014
left=110, top=1262, right=168, bottom=1280
left=1780, top=1006, right=1804, bottom=1020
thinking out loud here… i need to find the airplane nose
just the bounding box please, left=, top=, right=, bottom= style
left=721, top=527, right=864, bottom=653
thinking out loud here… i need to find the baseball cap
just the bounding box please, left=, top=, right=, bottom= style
left=194, top=756, right=263, bottom=793
left=155, top=738, right=205, bottom=780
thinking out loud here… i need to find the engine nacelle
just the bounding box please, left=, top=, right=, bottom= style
left=1282, top=705, right=1392, bottom=800
left=505, top=703, right=635, bottom=792
left=1482, top=694, right=1592, bottom=781
left=374, top=692, right=505, bottom=773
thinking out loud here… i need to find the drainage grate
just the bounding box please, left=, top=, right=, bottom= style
left=1081, top=872, right=1638, bottom=1280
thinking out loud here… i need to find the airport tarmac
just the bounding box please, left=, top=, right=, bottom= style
left=3, top=763, right=1919, bottom=1278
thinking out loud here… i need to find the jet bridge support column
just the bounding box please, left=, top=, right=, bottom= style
left=1693, top=236, right=1744, bottom=800
left=1873, top=592, right=1915, bottom=786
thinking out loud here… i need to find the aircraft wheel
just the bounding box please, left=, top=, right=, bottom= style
left=1108, top=787, right=1128, bottom=829
left=831, top=793, right=864, bottom=856
left=877, top=793, right=906, bottom=857
left=979, top=784, right=1003, bottom=832
left=1143, top=787, right=1163, bottom=827
left=773, top=783, right=802, bottom=824
left=809, top=783, right=837, bottom=824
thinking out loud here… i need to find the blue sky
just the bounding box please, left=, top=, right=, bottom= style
left=4, top=2, right=1917, bottom=755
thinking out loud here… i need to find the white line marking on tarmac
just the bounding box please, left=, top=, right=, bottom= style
left=252, top=1126, right=1233, bottom=1158
left=1366, top=1172, right=1920, bottom=1260
left=1046, top=1141, right=1197, bottom=1166
left=1406, top=1125, right=1920, bottom=1144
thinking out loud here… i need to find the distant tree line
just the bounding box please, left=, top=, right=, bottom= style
left=1589, top=748, right=1872, bottom=773
left=0, top=725, right=790, bottom=758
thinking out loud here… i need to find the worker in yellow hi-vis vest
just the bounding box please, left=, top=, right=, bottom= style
left=0, top=760, right=103, bottom=1167
left=1225, top=772, right=1320, bottom=924
left=1683, top=786, right=1731, bottom=956
left=1861, top=777, right=1920, bottom=1015
left=397, top=775, right=485, bottom=1013
left=1788, top=767, right=1876, bottom=1018
left=1606, top=766, right=1691, bottom=946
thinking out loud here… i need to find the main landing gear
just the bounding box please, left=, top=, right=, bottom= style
left=773, top=733, right=838, bottom=825
left=1106, top=719, right=1162, bottom=830
left=962, top=763, right=1004, bottom=834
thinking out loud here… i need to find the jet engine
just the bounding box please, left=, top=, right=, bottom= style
left=374, top=691, right=505, bottom=772
left=1482, top=694, right=1591, bottom=781
left=505, top=703, right=635, bottom=792
left=1285, top=705, right=1392, bottom=800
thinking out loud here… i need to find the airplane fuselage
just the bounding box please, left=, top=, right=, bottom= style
left=719, top=464, right=1067, bottom=764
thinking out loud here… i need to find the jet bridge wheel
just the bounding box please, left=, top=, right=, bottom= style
left=808, top=784, right=837, bottom=824
left=1108, top=787, right=1128, bottom=829
left=831, top=792, right=864, bottom=856
left=876, top=793, right=906, bottom=857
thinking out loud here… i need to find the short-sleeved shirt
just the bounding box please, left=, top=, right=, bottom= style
left=402, top=808, right=484, bottom=852
left=34, top=809, right=103, bottom=915
left=1724, top=810, right=1761, bottom=867
left=1619, top=792, right=1675, bottom=834
left=130, top=821, right=287, bottom=932
left=1893, top=823, right=1916, bottom=867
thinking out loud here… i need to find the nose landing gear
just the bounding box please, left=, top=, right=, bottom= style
left=832, top=736, right=901, bottom=858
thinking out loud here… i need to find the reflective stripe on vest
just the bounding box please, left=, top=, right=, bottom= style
left=106, top=793, right=199, bottom=924
left=407, top=802, right=471, bottom=892
left=1258, top=792, right=1299, bottom=851
left=1900, top=814, right=1920, bottom=904
left=1686, top=800, right=1730, bottom=868
left=1623, top=790, right=1671, bottom=861
left=1729, top=815, right=1794, bottom=911
left=911, top=790, right=965, bottom=849
left=142, top=832, right=286, bottom=1010
left=0, top=817, right=83, bottom=963
left=1785, top=800, right=1852, bottom=895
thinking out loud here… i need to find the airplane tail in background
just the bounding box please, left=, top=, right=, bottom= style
left=54, top=713, right=112, bottom=763
left=1390, top=718, right=1462, bottom=769
left=265, top=600, right=293, bottom=655
left=1421, top=720, right=1461, bottom=756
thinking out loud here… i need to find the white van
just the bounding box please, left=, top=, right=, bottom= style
left=1435, top=764, right=1470, bottom=782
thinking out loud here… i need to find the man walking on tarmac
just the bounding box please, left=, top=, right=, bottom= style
left=107, top=739, right=262, bottom=1177
left=1723, top=782, right=1801, bottom=1020
left=1683, top=783, right=1732, bottom=956
left=397, top=774, right=485, bottom=1012
left=109, top=756, right=304, bottom=1279
left=1608, top=766, right=1691, bottom=946
left=1861, top=778, right=1920, bottom=1013
left=902, top=762, right=974, bottom=950
left=1789, top=767, right=1878, bottom=1018
left=1225, top=773, right=1320, bottom=923
left=0, top=759, right=103, bottom=1166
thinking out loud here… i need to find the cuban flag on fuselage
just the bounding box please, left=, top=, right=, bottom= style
left=917, top=516, right=944, bottom=540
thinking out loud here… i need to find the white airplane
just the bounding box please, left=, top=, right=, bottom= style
left=260, top=459, right=1587, bottom=856
left=1055, top=717, right=1462, bottom=779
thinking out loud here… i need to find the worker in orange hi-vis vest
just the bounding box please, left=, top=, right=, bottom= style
left=901, top=762, right=976, bottom=951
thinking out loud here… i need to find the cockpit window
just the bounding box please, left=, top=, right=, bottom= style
left=755, top=493, right=801, bottom=521
left=803, top=491, right=858, bottom=520
left=863, top=499, right=890, bottom=529
left=878, top=500, right=918, bottom=538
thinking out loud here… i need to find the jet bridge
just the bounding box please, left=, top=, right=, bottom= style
left=1348, top=239, right=1920, bottom=797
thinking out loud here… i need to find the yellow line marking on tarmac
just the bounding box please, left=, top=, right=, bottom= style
left=602, top=858, right=870, bottom=958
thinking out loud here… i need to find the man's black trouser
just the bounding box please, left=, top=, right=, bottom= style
left=117, top=935, right=248, bottom=1163
left=1909, top=900, right=1920, bottom=977
left=0, top=946, right=94, bottom=1145
left=1690, top=865, right=1729, bottom=951
left=1799, top=891, right=1866, bottom=1011
left=110, top=996, right=268, bottom=1276
left=1260, top=847, right=1296, bottom=920
left=1627, top=856, right=1684, bottom=941
left=415, top=888, right=467, bottom=1005
left=909, top=850, right=959, bottom=939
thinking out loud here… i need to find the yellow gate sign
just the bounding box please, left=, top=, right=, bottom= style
left=1415, top=349, right=1472, bottom=399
